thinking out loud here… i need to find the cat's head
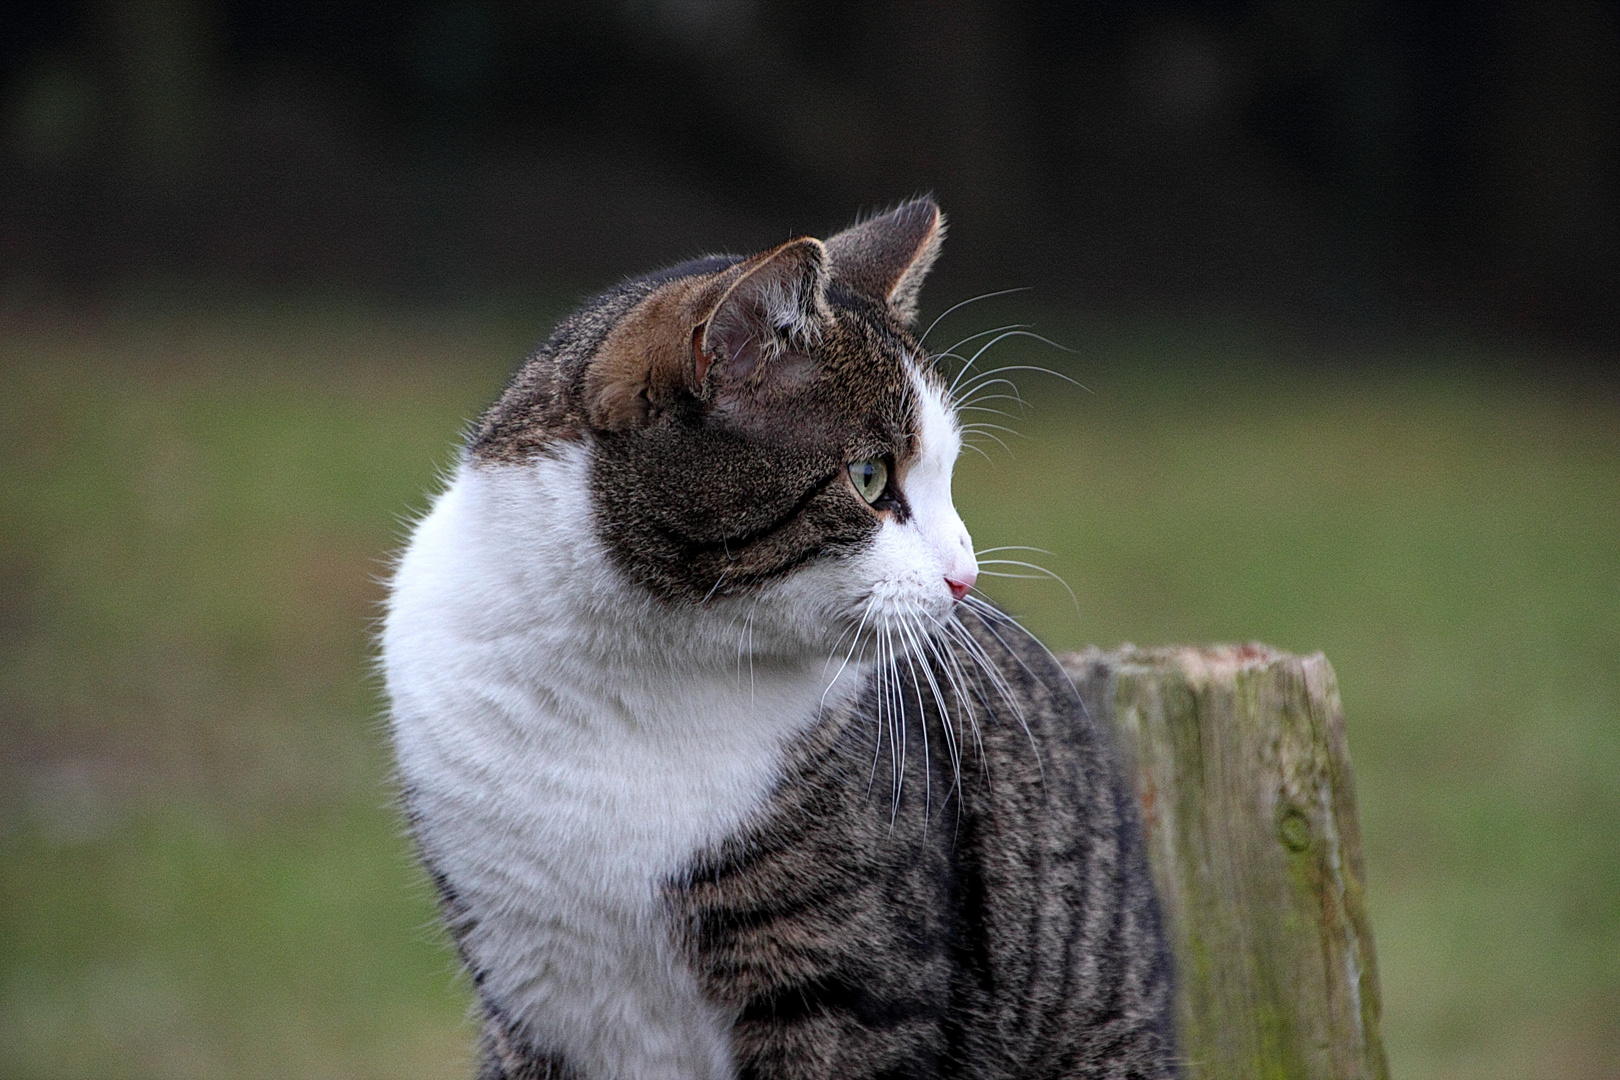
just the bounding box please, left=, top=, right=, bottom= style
left=471, top=198, right=976, bottom=656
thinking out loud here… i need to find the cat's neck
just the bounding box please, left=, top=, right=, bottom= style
left=397, top=440, right=862, bottom=723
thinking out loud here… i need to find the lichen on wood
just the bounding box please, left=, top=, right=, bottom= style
left=1061, top=645, right=1389, bottom=1080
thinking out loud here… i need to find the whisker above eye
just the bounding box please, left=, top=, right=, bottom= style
left=917, top=287, right=1032, bottom=346
left=950, top=378, right=1029, bottom=412
left=959, top=421, right=1025, bottom=438
left=935, top=323, right=1033, bottom=364
left=959, top=441, right=994, bottom=462
left=940, top=321, right=1031, bottom=345
left=955, top=392, right=1031, bottom=407
left=954, top=362, right=1089, bottom=403
left=947, top=329, right=1082, bottom=400
left=962, top=429, right=1015, bottom=454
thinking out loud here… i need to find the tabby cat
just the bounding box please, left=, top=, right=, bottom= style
left=382, top=199, right=1178, bottom=1079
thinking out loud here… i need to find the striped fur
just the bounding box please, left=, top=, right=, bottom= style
left=672, top=604, right=1177, bottom=1079
left=385, top=200, right=1179, bottom=1079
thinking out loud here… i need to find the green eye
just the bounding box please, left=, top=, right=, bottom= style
left=848, top=458, right=889, bottom=505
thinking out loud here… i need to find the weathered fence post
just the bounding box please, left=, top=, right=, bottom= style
left=1060, top=645, right=1390, bottom=1080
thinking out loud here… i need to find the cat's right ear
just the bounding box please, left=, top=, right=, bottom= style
left=824, top=198, right=944, bottom=327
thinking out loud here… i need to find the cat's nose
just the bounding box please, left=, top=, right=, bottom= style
left=946, top=571, right=976, bottom=602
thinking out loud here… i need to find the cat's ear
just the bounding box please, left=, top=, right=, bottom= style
left=824, top=198, right=945, bottom=327
left=695, top=236, right=829, bottom=390
left=586, top=239, right=828, bottom=431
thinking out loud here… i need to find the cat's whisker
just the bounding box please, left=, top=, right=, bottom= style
left=953, top=382, right=1030, bottom=417
left=957, top=595, right=1045, bottom=683
left=943, top=614, right=1025, bottom=724
left=948, top=374, right=1024, bottom=400
left=959, top=440, right=994, bottom=462
left=959, top=421, right=1025, bottom=439
left=906, top=607, right=958, bottom=784
left=822, top=595, right=881, bottom=712
left=750, top=614, right=758, bottom=702
left=937, top=321, right=1031, bottom=352
left=897, top=604, right=965, bottom=814
left=700, top=566, right=729, bottom=606
left=947, top=329, right=1077, bottom=400
left=732, top=593, right=762, bottom=690
left=913, top=624, right=971, bottom=811
left=955, top=404, right=1019, bottom=420
left=864, top=631, right=884, bottom=801
left=959, top=592, right=1091, bottom=719
left=946, top=330, right=1029, bottom=398
left=881, top=621, right=907, bottom=825
left=917, top=288, right=1031, bottom=346
left=891, top=624, right=910, bottom=825
left=937, top=607, right=1046, bottom=782
left=955, top=391, right=1032, bottom=410
left=959, top=594, right=1081, bottom=717
left=822, top=610, right=864, bottom=677
left=953, top=362, right=1088, bottom=405
left=934, top=324, right=1033, bottom=369
left=866, top=617, right=890, bottom=801
left=915, top=608, right=995, bottom=768
left=893, top=612, right=935, bottom=827
left=962, top=428, right=1015, bottom=455
left=974, top=558, right=1082, bottom=623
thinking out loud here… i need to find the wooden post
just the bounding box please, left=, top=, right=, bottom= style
left=1060, top=646, right=1390, bottom=1080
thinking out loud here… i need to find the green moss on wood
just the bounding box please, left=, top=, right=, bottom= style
left=1063, top=646, right=1390, bottom=1080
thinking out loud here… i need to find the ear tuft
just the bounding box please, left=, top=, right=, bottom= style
left=698, top=237, right=828, bottom=388
left=824, top=198, right=945, bottom=327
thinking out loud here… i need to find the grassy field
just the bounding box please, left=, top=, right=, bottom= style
left=2, top=295, right=1616, bottom=1078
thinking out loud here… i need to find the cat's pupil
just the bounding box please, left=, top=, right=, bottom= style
left=849, top=458, right=889, bottom=505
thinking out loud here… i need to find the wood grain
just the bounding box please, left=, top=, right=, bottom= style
left=1061, top=645, right=1390, bottom=1080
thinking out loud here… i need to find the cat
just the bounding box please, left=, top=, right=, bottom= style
left=382, top=198, right=1178, bottom=1080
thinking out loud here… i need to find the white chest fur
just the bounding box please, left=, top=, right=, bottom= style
left=383, top=442, right=856, bottom=1080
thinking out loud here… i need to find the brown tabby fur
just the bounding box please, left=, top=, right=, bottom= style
left=440, top=200, right=1178, bottom=1078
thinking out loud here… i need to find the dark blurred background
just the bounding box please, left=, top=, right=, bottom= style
left=4, top=0, right=1618, bottom=346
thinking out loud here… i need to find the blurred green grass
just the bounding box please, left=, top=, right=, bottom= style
left=2, top=297, right=1617, bottom=1079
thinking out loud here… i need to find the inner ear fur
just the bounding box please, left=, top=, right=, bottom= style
left=585, top=238, right=829, bottom=431
left=824, top=198, right=945, bottom=327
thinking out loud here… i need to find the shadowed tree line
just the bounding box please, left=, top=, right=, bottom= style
left=3, top=0, right=1617, bottom=345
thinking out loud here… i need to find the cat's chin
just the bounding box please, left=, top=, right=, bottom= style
left=714, top=553, right=962, bottom=665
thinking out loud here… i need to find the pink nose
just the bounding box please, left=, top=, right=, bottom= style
left=946, top=573, right=975, bottom=602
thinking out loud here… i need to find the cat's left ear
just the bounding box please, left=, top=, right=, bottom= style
left=824, top=198, right=945, bottom=327
left=588, top=239, right=828, bottom=431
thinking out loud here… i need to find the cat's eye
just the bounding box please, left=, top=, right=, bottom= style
left=848, top=458, right=889, bottom=505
